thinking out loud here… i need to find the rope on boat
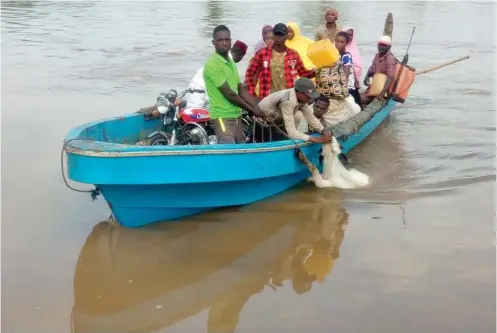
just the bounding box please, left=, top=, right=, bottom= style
left=265, top=120, right=317, bottom=167
left=252, top=120, right=256, bottom=143
left=61, top=138, right=101, bottom=201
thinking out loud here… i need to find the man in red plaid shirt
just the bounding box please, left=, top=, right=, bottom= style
left=245, top=23, right=316, bottom=100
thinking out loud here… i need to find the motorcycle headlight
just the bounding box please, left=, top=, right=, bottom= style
left=156, top=97, right=171, bottom=114
left=157, top=105, right=167, bottom=113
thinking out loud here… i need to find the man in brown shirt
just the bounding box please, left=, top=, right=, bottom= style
left=361, top=36, right=397, bottom=105
left=315, top=8, right=340, bottom=43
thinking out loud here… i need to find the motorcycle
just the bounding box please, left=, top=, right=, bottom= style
left=146, top=88, right=253, bottom=146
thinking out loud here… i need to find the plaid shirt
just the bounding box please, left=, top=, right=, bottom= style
left=244, top=46, right=315, bottom=99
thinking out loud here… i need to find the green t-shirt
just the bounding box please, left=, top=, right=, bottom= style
left=203, top=52, right=242, bottom=119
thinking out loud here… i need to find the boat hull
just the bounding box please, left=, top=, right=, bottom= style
left=64, top=100, right=396, bottom=227
left=100, top=168, right=313, bottom=227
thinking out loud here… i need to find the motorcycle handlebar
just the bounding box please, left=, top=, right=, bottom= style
left=160, top=88, right=206, bottom=104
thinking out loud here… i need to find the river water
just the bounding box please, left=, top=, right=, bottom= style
left=1, top=1, right=495, bottom=333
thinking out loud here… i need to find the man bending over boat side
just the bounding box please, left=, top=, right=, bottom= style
left=256, top=77, right=332, bottom=144
left=186, top=40, right=249, bottom=109
left=203, top=25, right=265, bottom=144
left=311, top=94, right=332, bottom=127
left=360, top=36, right=397, bottom=106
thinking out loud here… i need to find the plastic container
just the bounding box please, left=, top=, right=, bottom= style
left=367, top=63, right=416, bottom=102
left=389, top=63, right=416, bottom=103
left=367, top=73, right=387, bottom=97
left=307, top=39, right=340, bottom=69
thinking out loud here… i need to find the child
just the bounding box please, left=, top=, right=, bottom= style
left=335, top=31, right=361, bottom=113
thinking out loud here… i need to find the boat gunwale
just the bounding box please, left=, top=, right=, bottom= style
left=63, top=100, right=394, bottom=158
left=64, top=140, right=315, bottom=157
left=63, top=112, right=319, bottom=158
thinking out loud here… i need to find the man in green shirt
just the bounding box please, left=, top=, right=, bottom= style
left=204, top=25, right=265, bottom=144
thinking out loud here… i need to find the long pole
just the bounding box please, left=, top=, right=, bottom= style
left=405, top=27, right=416, bottom=56
left=416, top=56, right=470, bottom=75
left=401, top=27, right=416, bottom=65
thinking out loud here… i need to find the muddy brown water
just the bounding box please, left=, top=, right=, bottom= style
left=1, top=1, right=495, bottom=333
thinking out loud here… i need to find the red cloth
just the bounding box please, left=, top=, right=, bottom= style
left=233, top=40, right=248, bottom=55
left=244, top=46, right=315, bottom=99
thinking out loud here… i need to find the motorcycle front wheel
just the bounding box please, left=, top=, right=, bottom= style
left=149, top=133, right=169, bottom=146
left=182, top=123, right=210, bottom=145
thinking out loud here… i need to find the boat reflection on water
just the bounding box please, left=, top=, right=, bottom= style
left=71, top=187, right=348, bottom=333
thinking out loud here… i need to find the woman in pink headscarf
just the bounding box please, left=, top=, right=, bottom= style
left=341, top=26, right=363, bottom=79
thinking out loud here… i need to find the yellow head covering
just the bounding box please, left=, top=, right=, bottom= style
left=285, top=22, right=315, bottom=70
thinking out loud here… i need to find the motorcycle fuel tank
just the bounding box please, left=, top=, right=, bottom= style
left=179, top=107, right=210, bottom=123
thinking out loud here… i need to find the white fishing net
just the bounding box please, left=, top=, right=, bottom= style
left=307, top=137, right=370, bottom=189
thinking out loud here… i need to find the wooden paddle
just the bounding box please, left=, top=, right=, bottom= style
left=415, top=56, right=470, bottom=75
left=383, top=12, right=393, bottom=40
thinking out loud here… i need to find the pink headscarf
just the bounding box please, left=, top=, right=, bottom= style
left=341, top=26, right=363, bottom=79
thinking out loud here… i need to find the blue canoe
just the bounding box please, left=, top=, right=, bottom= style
left=63, top=99, right=396, bottom=227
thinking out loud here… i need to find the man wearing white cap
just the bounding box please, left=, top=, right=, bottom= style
left=360, top=35, right=397, bottom=105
